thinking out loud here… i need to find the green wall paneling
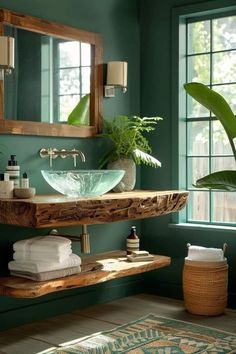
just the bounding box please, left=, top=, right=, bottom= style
left=139, top=0, right=236, bottom=310
left=0, top=276, right=144, bottom=331
left=0, top=0, right=141, bottom=329
left=1, top=0, right=236, bottom=331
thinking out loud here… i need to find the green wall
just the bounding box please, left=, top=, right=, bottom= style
left=0, top=0, right=142, bottom=331
left=139, top=0, right=236, bottom=308
left=1, top=0, right=236, bottom=331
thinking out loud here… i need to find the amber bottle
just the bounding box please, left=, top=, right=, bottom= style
left=126, top=226, right=140, bottom=255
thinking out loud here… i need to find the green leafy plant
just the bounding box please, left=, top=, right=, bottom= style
left=184, top=82, right=236, bottom=191
left=67, top=94, right=90, bottom=126
left=99, top=115, right=163, bottom=169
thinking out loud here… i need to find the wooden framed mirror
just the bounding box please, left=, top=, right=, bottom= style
left=0, top=8, right=103, bottom=137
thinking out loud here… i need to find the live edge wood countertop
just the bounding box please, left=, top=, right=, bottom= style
left=0, top=190, right=188, bottom=228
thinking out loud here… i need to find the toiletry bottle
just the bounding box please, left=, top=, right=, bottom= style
left=0, top=172, right=14, bottom=198
left=6, top=155, right=20, bottom=188
left=21, top=172, right=29, bottom=188
left=126, top=226, right=139, bottom=255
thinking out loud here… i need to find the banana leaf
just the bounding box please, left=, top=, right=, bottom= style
left=194, top=170, right=236, bottom=191
left=184, top=82, right=236, bottom=159
left=67, top=94, right=90, bottom=126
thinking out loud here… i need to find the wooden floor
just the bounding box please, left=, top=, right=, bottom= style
left=0, top=293, right=236, bottom=354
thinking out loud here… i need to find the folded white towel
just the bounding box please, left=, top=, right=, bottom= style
left=13, top=236, right=71, bottom=252
left=187, top=245, right=224, bottom=261
left=10, top=266, right=81, bottom=281
left=13, top=248, right=72, bottom=263
left=8, top=253, right=81, bottom=273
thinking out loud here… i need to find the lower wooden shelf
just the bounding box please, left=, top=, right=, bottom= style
left=0, top=251, right=171, bottom=298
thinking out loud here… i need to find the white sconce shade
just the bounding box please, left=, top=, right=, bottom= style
left=0, top=36, right=15, bottom=74
left=105, top=61, right=128, bottom=97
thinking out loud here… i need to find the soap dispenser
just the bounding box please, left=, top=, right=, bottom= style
left=6, top=154, right=20, bottom=188
left=0, top=172, right=14, bottom=198
left=126, top=226, right=140, bottom=255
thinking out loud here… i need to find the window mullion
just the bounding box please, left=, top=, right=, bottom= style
left=209, top=17, right=213, bottom=223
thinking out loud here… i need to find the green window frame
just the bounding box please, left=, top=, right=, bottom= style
left=172, top=1, right=236, bottom=227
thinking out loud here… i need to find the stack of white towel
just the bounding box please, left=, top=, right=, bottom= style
left=8, top=236, right=81, bottom=281
left=186, top=244, right=225, bottom=261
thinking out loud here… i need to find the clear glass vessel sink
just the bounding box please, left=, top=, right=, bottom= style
left=41, top=169, right=125, bottom=197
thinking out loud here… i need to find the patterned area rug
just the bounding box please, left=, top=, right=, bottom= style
left=50, top=314, right=236, bottom=353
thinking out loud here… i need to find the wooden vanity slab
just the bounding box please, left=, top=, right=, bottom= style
left=0, top=190, right=188, bottom=228
left=0, top=251, right=171, bottom=298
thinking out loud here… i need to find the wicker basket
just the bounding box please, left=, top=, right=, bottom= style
left=183, top=258, right=228, bottom=316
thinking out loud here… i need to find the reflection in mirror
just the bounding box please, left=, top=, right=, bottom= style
left=4, top=26, right=91, bottom=124
left=0, top=8, right=102, bottom=137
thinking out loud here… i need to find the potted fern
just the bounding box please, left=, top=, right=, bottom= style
left=99, top=115, right=162, bottom=191
left=184, top=82, right=236, bottom=190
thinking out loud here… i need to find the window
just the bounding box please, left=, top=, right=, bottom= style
left=41, top=38, right=91, bottom=123
left=179, top=10, right=236, bottom=225
left=57, top=40, right=91, bottom=122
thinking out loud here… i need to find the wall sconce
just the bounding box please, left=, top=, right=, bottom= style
left=104, top=61, right=128, bottom=98
left=0, top=36, right=15, bottom=77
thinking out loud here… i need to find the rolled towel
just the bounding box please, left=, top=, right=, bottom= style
left=13, top=248, right=72, bottom=263
left=187, top=245, right=224, bottom=261
left=8, top=253, right=81, bottom=273
left=13, top=236, right=71, bottom=252
left=10, top=265, right=81, bottom=281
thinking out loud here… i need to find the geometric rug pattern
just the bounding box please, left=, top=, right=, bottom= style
left=49, top=314, right=236, bottom=353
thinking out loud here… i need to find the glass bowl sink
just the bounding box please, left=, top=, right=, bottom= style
left=41, top=169, right=125, bottom=197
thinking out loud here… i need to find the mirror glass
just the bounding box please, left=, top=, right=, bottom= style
left=0, top=9, right=102, bottom=137
left=4, top=26, right=92, bottom=124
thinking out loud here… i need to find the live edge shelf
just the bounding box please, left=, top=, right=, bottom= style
left=0, top=190, right=187, bottom=298
left=0, top=251, right=171, bottom=298
left=0, top=190, right=188, bottom=228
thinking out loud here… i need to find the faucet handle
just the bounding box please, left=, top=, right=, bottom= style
left=39, top=148, right=58, bottom=167
left=72, top=150, right=77, bottom=168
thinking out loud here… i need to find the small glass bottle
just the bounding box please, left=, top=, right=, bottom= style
left=127, top=226, right=139, bottom=255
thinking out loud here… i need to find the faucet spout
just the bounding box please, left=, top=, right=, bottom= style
left=71, top=148, right=85, bottom=167
left=75, top=149, right=86, bottom=162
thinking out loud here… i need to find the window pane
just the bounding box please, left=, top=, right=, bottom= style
left=81, top=67, right=91, bottom=93
left=187, top=55, right=210, bottom=84
left=187, top=96, right=210, bottom=118
left=59, top=68, right=80, bottom=94
left=211, top=156, right=235, bottom=172
left=212, top=191, right=236, bottom=223
left=188, top=191, right=209, bottom=222
left=212, top=51, right=236, bottom=84
left=213, top=84, right=236, bottom=115
left=187, top=157, right=209, bottom=188
left=213, top=16, right=236, bottom=51
left=212, top=120, right=233, bottom=155
left=81, top=43, right=91, bottom=66
left=187, top=121, right=209, bottom=155
left=59, top=94, right=80, bottom=122
left=188, top=21, right=210, bottom=54
left=59, top=41, right=80, bottom=68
